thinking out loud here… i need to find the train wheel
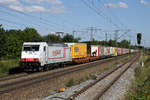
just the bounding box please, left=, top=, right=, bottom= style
left=61, top=63, right=66, bottom=68
left=44, top=65, right=49, bottom=71
left=37, top=67, right=43, bottom=72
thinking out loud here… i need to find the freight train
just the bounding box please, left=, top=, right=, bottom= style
left=20, top=42, right=137, bottom=71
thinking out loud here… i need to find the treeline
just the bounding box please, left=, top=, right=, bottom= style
left=0, top=25, right=137, bottom=59
left=0, top=25, right=80, bottom=59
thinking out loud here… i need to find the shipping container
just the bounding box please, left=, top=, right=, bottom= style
left=110, top=47, right=114, bottom=56
left=65, top=43, right=87, bottom=59
left=114, top=47, right=118, bottom=56
left=47, top=44, right=72, bottom=64
left=90, top=45, right=100, bottom=57
left=100, top=46, right=105, bottom=56
left=106, top=47, right=111, bottom=56
left=117, top=48, right=122, bottom=55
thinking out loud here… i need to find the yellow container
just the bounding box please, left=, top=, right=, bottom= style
left=70, top=43, right=87, bottom=59
left=114, top=47, right=118, bottom=56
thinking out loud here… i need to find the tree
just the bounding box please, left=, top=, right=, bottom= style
left=22, top=27, right=43, bottom=42
left=5, top=36, right=23, bottom=58
left=107, top=40, right=116, bottom=47
left=0, top=27, right=43, bottom=59
left=0, top=25, right=7, bottom=58
left=63, top=34, right=74, bottom=42
left=119, top=40, right=130, bottom=48
left=43, top=34, right=62, bottom=43
left=62, top=34, right=81, bottom=42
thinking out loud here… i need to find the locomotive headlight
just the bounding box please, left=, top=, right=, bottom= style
left=34, top=58, right=39, bottom=62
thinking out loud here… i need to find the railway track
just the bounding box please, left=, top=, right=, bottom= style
left=65, top=54, right=139, bottom=100
left=0, top=73, right=28, bottom=82
left=0, top=54, right=132, bottom=95
left=0, top=54, right=128, bottom=83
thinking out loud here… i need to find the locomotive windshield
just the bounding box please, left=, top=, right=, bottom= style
left=23, top=45, right=40, bottom=51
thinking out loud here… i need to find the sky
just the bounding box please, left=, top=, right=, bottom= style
left=0, top=0, right=150, bottom=47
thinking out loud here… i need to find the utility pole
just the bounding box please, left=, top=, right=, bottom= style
left=72, top=30, right=76, bottom=42
left=114, top=30, right=119, bottom=42
left=87, top=27, right=101, bottom=41
left=90, top=27, right=94, bottom=41
left=72, top=30, right=76, bottom=38
left=105, top=32, right=108, bottom=42
left=56, top=32, right=64, bottom=37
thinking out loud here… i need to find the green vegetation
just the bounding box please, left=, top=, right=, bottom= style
left=77, top=78, right=85, bottom=84
left=89, top=74, right=97, bottom=80
left=98, top=63, right=116, bottom=75
left=0, top=59, right=19, bottom=75
left=98, top=55, right=131, bottom=75
left=0, top=25, right=81, bottom=59
left=66, top=78, right=75, bottom=87
left=125, top=55, right=150, bottom=100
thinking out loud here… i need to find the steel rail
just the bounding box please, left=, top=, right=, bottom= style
left=65, top=54, right=138, bottom=100
left=0, top=54, right=130, bottom=95
left=93, top=54, right=139, bottom=100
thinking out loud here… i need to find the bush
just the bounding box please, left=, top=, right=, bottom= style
left=0, top=59, right=19, bottom=75
left=90, top=74, right=97, bottom=80
left=125, top=56, right=150, bottom=100
left=66, top=78, right=75, bottom=87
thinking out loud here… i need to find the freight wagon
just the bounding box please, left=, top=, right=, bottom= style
left=65, top=43, right=88, bottom=63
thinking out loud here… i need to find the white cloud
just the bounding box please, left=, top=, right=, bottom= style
left=25, top=5, right=65, bottom=13
left=8, top=4, right=24, bottom=12
left=49, top=5, right=65, bottom=13
left=0, top=0, right=19, bottom=5
left=0, top=0, right=24, bottom=12
left=140, top=0, right=150, bottom=5
left=26, top=5, right=46, bottom=12
left=104, top=2, right=128, bottom=8
left=0, top=0, right=65, bottom=13
left=25, top=0, right=62, bottom=5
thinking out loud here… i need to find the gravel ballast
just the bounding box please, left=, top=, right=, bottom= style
left=99, top=61, right=139, bottom=100
left=40, top=56, right=139, bottom=100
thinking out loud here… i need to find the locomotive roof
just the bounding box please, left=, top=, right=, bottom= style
left=23, top=42, right=47, bottom=45
left=48, top=43, right=68, bottom=47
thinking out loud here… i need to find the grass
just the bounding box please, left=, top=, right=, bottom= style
left=125, top=55, right=150, bottom=100
left=98, top=63, right=116, bottom=75
left=0, top=59, right=20, bottom=75
left=98, top=55, right=131, bottom=75
left=66, top=78, right=75, bottom=87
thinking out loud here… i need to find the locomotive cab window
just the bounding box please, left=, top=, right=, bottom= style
left=23, top=45, right=40, bottom=51
left=44, top=46, right=46, bottom=51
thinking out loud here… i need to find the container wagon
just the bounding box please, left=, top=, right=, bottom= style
left=65, top=43, right=88, bottom=63
left=90, top=45, right=100, bottom=61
